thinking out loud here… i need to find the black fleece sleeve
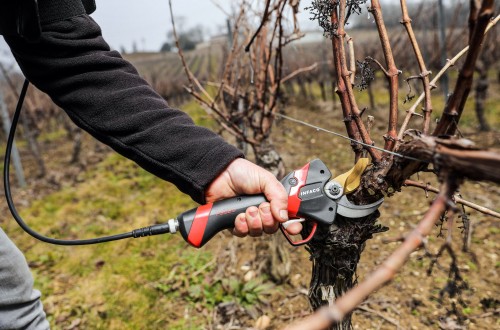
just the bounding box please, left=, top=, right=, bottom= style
left=4, top=14, right=243, bottom=204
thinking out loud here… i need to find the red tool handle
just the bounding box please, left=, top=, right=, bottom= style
left=177, top=195, right=267, bottom=248
left=279, top=221, right=318, bottom=246
left=177, top=159, right=337, bottom=248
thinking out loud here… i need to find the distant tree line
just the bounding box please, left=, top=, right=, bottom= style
left=161, top=21, right=206, bottom=52
left=350, top=0, right=499, bottom=29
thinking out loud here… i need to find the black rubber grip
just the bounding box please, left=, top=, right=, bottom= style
left=177, top=194, right=267, bottom=248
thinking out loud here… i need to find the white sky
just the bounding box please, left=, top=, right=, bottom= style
left=1, top=0, right=445, bottom=59
left=93, top=0, right=230, bottom=52
left=1, top=0, right=316, bottom=63
left=92, top=0, right=316, bottom=52
left=97, top=0, right=448, bottom=52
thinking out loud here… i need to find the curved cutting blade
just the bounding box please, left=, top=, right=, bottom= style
left=336, top=195, right=384, bottom=218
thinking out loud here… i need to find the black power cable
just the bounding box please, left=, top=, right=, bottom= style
left=4, top=79, right=170, bottom=245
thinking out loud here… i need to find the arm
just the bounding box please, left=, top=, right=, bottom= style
left=4, top=14, right=242, bottom=204
left=4, top=12, right=297, bottom=236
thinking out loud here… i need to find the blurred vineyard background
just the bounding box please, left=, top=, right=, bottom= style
left=0, top=1, right=499, bottom=329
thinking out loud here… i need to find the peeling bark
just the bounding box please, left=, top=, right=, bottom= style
left=305, top=212, right=387, bottom=330
left=474, top=61, right=490, bottom=131
left=252, top=140, right=286, bottom=178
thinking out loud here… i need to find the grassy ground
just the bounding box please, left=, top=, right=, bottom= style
left=0, top=68, right=499, bottom=329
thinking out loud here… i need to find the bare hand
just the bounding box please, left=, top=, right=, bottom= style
left=205, top=158, right=302, bottom=237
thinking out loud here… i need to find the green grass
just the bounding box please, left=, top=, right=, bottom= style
left=181, top=99, right=218, bottom=130
left=6, top=141, right=274, bottom=328
left=7, top=152, right=212, bottom=329
left=289, top=70, right=500, bottom=133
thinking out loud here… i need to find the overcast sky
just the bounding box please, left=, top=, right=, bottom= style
left=90, top=0, right=452, bottom=51
left=0, top=0, right=317, bottom=57
left=93, top=0, right=231, bottom=52
left=1, top=0, right=451, bottom=60
left=92, top=0, right=316, bottom=52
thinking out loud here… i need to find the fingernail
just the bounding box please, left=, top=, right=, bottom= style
left=261, top=205, right=271, bottom=214
left=280, top=210, right=289, bottom=221
left=249, top=209, right=258, bottom=217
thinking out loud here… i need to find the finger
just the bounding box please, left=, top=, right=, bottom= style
left=284, top=222, right=302, bottom=235
left=246, top=206, right=263, bottom=237
left=261, top=175, right=289, bottom=223
left=233, top=213, right=248, bottom=237
left=259, top=202, right=278, bottom=234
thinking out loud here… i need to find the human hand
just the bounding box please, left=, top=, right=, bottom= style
left=205, top=158, right=302, bottom=237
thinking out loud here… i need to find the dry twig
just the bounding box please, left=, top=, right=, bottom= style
left=331, top=1, right=381, bottom=162
left=398, top=0, right=433, bottom=136
left=369, top=0, right=400, bottom=151
left=433, top=0, right=495, bottom=136
left=398, top=13, right=500, bottom=141
left=404, top=180, right=500, bottom=219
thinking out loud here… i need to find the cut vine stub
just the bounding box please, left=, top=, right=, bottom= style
left=303, top=211, right=387, bottom=329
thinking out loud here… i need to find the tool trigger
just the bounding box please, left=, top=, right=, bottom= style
left=279, top=220, right=317, bottom=246
left=281, top=218, right=306, bottom=229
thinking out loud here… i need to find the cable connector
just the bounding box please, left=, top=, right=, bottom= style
left=132, top=219, right=178, bottom=238
left=167, top=219, right=178, bottom=233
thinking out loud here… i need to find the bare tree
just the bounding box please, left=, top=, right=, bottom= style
left=474, top=27, right=498, bottom=131
left=1, top=88, right=26, bottom=187
left=0, top=63, right=46, bottom=177
left=169, top=0, right=318, bottom=178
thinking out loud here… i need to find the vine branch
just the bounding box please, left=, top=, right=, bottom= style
left=399, top=0, right=433, bottom=136
left=433, top=0, right=495, bottom=136
left=369, top=0, right=400, bottom=151
left=404, top=180, right=500, bottom=219
left=331, top=1, right=381, bottom=162
left=245, top=0, right=272, bottom=52
left=397, top=13, right=500, bottom=141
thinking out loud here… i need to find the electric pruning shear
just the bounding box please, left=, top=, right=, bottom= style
left=162, top=159, right=384, bottom=248
left=4, top=82, right=384, bottom=248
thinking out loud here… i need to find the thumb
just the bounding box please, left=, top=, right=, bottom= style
left=260, top=174, right=289, bottom=223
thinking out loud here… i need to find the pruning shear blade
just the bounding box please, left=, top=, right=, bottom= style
left=336, top=195, right=384, bottom=218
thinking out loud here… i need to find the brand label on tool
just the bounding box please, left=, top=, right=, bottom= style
left=299, top=183, right=323, bottom=200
